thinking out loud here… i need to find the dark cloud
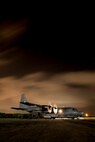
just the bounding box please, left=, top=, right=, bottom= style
left=65, top=83, right=91, bottom=89
left=0, top=17, right=95, bottom=79
left=0, top=47, right=95, bottom=79
left=0, top=16, right=95, bottom=114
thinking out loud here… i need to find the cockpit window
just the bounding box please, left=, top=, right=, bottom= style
left=72, top=108, right=78, bottom=111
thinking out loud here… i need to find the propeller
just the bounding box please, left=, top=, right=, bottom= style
left=53, top=104, right=58, bottom=114
left=48, top=102, right=58, bottom=114
left=48, top=101, right=52, bottom=113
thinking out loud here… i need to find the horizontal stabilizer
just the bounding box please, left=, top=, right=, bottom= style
left=11, top=107, right=26, bottom=110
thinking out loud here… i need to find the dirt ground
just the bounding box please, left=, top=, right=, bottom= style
left=0, top=119, right=95, bottom=142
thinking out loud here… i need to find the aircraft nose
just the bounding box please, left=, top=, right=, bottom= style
left=79, top=111, right=84, bottom=116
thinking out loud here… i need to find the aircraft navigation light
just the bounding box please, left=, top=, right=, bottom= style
left=59, top=109, right=63, bottom=114
left=85, top=113, right=88, bottom=117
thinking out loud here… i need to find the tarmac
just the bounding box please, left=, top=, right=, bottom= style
left=0, top=118, right=95, bottom=142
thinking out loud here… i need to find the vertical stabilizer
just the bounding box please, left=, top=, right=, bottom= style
left=20, top=94, right=27, bottom=103
left=19, top=94, right=28, bottom=109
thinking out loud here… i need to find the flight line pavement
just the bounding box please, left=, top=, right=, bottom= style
left=0, top=119, right=95, bottom=142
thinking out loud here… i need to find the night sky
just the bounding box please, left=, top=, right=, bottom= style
left=0, top=9, right=95, bottom=115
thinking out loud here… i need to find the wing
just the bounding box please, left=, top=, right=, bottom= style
left=20, top=102, right=52, bottom=108
left=20, top=102, right=42, bottom=107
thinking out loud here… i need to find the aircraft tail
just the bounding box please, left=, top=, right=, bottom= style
left=19, top=94, right=28, bottom=109
left=20, top=94, right=27, bottom=103
left=11, top=94, right=29, bottom=111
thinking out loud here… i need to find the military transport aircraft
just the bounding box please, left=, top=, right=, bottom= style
left=11, top=94, right=84, bottom=119
left=11, top=94, right=56, bottom=118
